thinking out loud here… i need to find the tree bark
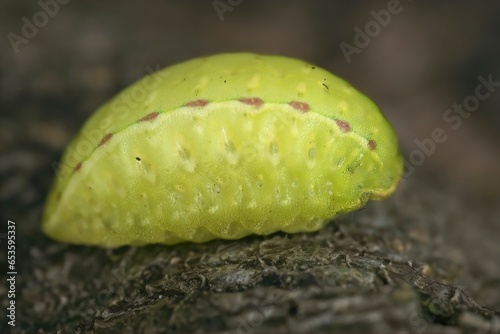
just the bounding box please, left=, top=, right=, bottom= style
left=6, top=175, right=500, bottom=333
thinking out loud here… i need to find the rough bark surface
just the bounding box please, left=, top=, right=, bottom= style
left=4, top=176, right=500, bottom=333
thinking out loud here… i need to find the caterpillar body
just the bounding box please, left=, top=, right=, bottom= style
left=42, top=53, right=403, bottom=247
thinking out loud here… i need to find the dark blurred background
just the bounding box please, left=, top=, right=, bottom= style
left=1, top=0, right=499, bottom=312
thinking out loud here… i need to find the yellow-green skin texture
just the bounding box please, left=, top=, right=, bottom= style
left=43, top=53, right=403, bottom=247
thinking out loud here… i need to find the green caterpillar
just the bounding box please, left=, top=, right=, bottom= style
left=42, top=53, right=403, bottom=247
